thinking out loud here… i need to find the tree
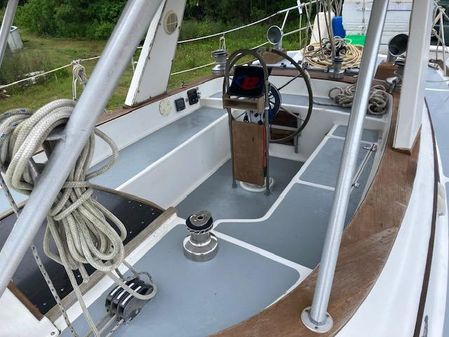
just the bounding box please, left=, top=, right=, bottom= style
left=16, top=0, right=127, bottom=39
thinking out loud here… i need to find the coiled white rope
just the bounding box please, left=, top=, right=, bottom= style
left=0, top=99, right=127, bottom=272
left=0, top=99, right=156, bottom=336
left=303, top=37, right=363, bottom=69
left=327, top=84, right=389, bottom=115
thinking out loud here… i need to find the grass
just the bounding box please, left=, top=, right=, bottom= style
left=0, top=18, right=309, bottom=114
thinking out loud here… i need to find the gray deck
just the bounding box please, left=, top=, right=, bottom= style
left=61, top=226, right=299, bottom=337
left=216, top=136, right=376, bottom=268
left=58, top=109, right=378, bottom=336
left=176, top=157, right=303, bottom=220
left=300, top=137, right=374, bottom=188
left=216, top=183, right=333, bottom=268
left=0, top=107, right=226, bottom=215
left=333, top=125, right=379, bottom=143
left=91, top=107, right=225, bottom=188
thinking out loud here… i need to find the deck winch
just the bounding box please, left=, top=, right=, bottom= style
left=183, top=211, right=219, bottom=262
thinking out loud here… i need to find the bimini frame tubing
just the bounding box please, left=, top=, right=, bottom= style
left=0, top=0, right=19, bottom=67
left=0, top=0, right=164, bottom=298
left=301, top=0, right=390, bottom=332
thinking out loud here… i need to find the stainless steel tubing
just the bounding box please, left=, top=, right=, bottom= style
left=0, top=0, right=164, bottom=297
left=0, top=0, right=19, bottom=67
left=301, top=0, right=390, bottom=332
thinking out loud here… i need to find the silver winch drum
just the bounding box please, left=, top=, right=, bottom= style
left=183, top=211, right=219, bottom=262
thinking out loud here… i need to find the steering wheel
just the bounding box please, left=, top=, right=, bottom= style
left=264, top=48, right=314, bottom=144
left=223, top=48, right=314, bottom=144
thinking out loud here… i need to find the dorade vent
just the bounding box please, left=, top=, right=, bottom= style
left=163, top=11, right=178, bottom=35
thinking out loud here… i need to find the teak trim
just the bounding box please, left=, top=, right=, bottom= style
left=212, top=92, right=420, bottom=336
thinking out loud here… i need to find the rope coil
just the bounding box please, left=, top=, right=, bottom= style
left=0, top=99, right=157, bottom=336
left=328, top=84, right=389, bottom=115
left=0, top=99, right=126, bottom=274
left=303, top=37, right=363, bottom=69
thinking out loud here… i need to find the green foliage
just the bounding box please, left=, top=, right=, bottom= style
left=185, top=0, right=302, bottom=22
left=179, top=20, right=228, bottom=41
left=14, top=0, right=304, bottom=39
left=16, top=0, right=127, bottom=39
left=1, top=50, right=51, bottom=84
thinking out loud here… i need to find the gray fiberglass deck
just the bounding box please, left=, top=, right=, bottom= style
left=90, top=107, right=225, bottom=189
left=176, top=157, right=303, bottom=220
left=216, top=131, right=377, bottom=268
left=0, top=107, right=225, bottom=215
left=333, top=125, right=380, bottom=143
left=216, top=183, right=333, bottom=268
left=61, top=225, right=299, bottom=337
left=300, top=137, right=375, bottom=188
left=425, top=68, right=449, bottom=337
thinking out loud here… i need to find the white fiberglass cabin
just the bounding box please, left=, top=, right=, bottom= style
left=0, top=0, right=448, bottom=337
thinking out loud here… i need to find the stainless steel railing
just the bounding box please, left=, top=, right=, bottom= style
left=301, top=0, right=390, bottom=332
left=0, top=0, right=19, bottom=67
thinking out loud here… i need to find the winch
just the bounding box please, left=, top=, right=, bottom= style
left=183, top=211, right=219, bottom=262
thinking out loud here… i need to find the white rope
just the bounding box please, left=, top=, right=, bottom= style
left=72, top=62, right=88, bottom=100
left=2, top=2, right=319, bottom=90
left=0, top=63, right=73, bottom=90
left=0, top=57, right=100, bottom=91
left=303, top=37, right=363, bottom=69
left=0, top=99, right=156, bottom=336
left=326, top=84, right=390, bottom=115
left=0, top=100, right=125, bottom=271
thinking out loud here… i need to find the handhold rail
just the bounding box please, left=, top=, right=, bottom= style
left=301, top=0, right=390, bottom=332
